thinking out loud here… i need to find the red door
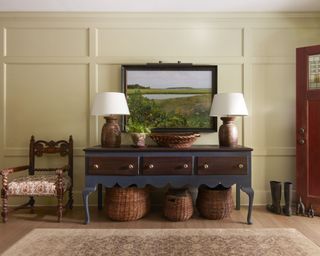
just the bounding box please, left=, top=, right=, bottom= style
left=297, top=45, right=320, bottom=214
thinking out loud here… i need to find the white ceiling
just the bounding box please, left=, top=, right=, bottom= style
left=1, top=0, right=320, bottom=12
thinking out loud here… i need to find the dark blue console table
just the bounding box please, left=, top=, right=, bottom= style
left=82, top=145, right=254, bottom=224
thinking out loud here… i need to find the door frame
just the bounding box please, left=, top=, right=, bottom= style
left=296, top=44, right=320, bottom=210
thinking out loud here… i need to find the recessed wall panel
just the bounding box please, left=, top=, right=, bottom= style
left=98, top=28, right=243, bottom=57
left=97, top=64, right=121, bottom=92
left=5, top=64, right=89, bottom=148
left=218, top=64, right=242, bottom=93
left=5, top=28, right=89, bottom=57
left=252, top=28, right=320, bottom=57
left=252, top=64, right=295, bottom=149
left=252, top=156, right=295, bottom=203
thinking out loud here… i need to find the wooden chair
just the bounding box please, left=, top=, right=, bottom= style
left=0, top=136, right=73, bottom=223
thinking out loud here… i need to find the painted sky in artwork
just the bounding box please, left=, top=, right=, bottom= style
left=127, top=70, right=212, bottom=89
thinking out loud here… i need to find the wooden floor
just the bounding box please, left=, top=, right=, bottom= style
left=0, top=206, right=320, bottom=254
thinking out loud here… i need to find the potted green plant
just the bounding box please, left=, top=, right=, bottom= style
left=126, top=120, right=151, bottom=147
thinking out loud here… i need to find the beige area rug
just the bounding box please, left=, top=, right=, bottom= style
left=3, top=228, right=320, bottom=256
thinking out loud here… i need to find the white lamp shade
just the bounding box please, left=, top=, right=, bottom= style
left=91, top=92, right=130, bottom=116
left=209, top=93, right=248, bottom=117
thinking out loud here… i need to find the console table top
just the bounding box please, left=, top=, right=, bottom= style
left=84, top=145, right=253, bottom=152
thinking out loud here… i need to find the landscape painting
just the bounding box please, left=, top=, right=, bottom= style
left=122, top=65, right=217, bottom=132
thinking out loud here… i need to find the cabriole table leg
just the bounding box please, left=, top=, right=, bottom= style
left=240, top=186, right=254, bottom=225
left=82, top=187, right=96, bottom=224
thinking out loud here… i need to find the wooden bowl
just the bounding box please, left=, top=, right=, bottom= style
left=149, top=133, right=200, bottom=148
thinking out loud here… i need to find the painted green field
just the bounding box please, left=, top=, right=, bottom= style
left=127, top=88, right=210, bottom=94
left=127, top=89, right=212, bottom=129
left=155, top=94, right=211, bottom=113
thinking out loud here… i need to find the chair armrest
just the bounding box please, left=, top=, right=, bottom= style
left=0, top=165, right=29, bottom=176
left=55, top=165, right=69, bottom=176
left=1, top=165, right=29, bottom=197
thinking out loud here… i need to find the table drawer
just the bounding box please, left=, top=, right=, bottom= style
left=197, top=156, right=247, bottom=175
left=142, top=157, right=192, bottom=175
left=87, top=157, right=138, bottom=175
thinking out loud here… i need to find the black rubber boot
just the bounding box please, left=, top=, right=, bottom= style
left=283, top=182, right=293, bottom=216
left=266, top=181, right=282, bottom=214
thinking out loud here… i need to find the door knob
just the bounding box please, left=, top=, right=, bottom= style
left=298, top=139, right=305, bottom=145
left=93, top=164, right=99, bottom=169
left=128, top=164, right=134, bottom=169
left=204, top=164, right=209, bottom=169
left=183, top=164, right=189, bottom=169
left=299, top=128, right=305, bottom=134
left=148, top=164, right=154, bottom=169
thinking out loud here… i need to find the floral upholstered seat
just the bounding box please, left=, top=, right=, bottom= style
left=0, top=136, right=74, bottom=223
left=8, top=175, right=72, bottom=196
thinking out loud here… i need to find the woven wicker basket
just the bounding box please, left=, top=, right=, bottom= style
left=196, top=185, right=233, bottom=220
left=105, top=186, right=150, bottom=221
left=150, top=133, right=200, bottom=148
left=164, top=189, right=194, bottom=221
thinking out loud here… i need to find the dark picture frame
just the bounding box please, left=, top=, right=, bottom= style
left=121, top=64, right=217, bottom=132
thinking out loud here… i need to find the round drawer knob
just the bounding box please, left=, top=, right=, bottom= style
left=128, top=164, right=134, bottom=169
left=93, top=164, right=99, bottom=169
left=149, top=164, right=154, bottom=169
left=204, top=164, right=209, bottom=169
left=183, top=164, right=189, bottom=169
left=238, top=164, right=244, bottom=169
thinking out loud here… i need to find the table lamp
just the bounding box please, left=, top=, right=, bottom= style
left=91, top=92, right=130, bottom=147
left=210, top=93, right=248, bottom=147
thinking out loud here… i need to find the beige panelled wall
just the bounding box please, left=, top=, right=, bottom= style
left=0, top=13, right=319, bottom=206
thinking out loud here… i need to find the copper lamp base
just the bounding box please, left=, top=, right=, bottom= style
left=218, top=117, right=238, bottom=147
left=101, top=116, right=121, bottom=148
